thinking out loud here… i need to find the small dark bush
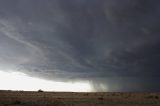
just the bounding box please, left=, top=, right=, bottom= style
left=13, top=100, right=21, bottom=105
left=57, top=97, right=62, bottom=99
left=84, top=93, right=89, bottom=96
left=98, top=97, right=104, bottom=100
left=155, top=96, right=159, bottom=99
left=38, top=89, right=44, bottom=92
left=146, top=95, right=159, bottom=99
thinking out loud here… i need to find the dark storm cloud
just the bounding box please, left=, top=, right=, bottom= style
left=0, top=0, right=160, bottom=91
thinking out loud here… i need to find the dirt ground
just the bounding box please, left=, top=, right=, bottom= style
left=0, top=90, right=159, bottom=106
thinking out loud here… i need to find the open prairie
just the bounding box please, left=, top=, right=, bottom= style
left=0, top=91, right=159, bottom=106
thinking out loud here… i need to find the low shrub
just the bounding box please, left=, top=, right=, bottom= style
left=38, top=89, right=44, bottom=92
left=98, top=97, right=104, bottom=100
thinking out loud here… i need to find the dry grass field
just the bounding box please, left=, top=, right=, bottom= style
left=0, top=90, right=160, bottom=106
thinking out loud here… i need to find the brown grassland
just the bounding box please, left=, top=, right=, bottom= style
left=0, top=90, right=160, bottom=106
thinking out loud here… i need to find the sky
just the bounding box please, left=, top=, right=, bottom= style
left=0, top=0, right=160, bottom=92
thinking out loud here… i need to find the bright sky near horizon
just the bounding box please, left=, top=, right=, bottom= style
left=0, top=71, right=92, bottom=92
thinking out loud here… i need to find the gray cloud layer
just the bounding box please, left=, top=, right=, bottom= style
left=0, top=0, right=160, bottom=91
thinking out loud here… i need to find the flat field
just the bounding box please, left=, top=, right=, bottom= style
left=0, top=91, right=159, bottom=106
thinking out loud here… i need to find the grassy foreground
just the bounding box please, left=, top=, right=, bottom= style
left=0, top=90, right=159, bottom=106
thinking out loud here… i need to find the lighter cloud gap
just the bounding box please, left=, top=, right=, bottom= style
left=0, top=71, right=92, bottom=92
